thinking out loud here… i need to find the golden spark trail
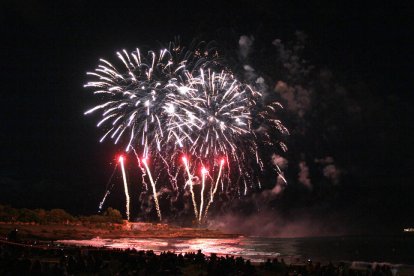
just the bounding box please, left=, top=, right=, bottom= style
left=118, top=156, right=130, bottom=221
left=182, top=156, right=198, bottom=221
left=142, top=158, right=162, bottom=221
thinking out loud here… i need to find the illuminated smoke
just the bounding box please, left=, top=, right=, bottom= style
left=298, top=161, right=312, bottom=189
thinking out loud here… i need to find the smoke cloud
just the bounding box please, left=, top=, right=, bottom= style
left=315, top=157, right=341, bottom=185
left=208, top=211, right=346, bottom=237
left=275, top=81, right=311, bottom=118
left=298, top=161, right=312, bottom=189
left=238, top=35, right=254, bottom=59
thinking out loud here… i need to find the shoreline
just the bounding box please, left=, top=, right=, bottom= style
left=0, top=222, right=240, bottom=240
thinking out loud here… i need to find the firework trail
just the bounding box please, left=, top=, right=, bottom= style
left=203, top=158, right=225, bottom=220
left=182, top=156, right=199, bottom=220
left=198, top=167, right=208, bottom=222
left=98, top=190, right=110, bottom=212
left=98, top=163, right=119, bottom=212
left=141, top=157, right=162, bottom=221
left=118, top=156, right=130, bottom=220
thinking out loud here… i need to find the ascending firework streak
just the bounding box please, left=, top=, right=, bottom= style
left=182, top=156, right=199, bottom=220
left=118, top=156, right=130, bottom=220
left=98, top=163, right=119, bottom=212
left=141, top=157, right=162, bottom=221
left=203, top=158, right=225, bottom=221
left=198, top=167, right=208, bottom=222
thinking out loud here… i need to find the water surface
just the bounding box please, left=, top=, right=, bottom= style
left=58, top=235, right=414, bottom=265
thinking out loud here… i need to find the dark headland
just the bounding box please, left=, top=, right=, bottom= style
left=0, top=221, right=239, bottom=241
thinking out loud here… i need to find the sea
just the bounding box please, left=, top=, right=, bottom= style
left=58, top=234, right=414, bottom=266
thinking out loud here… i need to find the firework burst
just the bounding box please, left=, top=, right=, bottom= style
left=84, top=40, right=288, bottom=222
left=167, top=69, right=258, bottom=158
left=84, top=41, right=219, bottom=157
left=166, top=68, right=288, bottom=220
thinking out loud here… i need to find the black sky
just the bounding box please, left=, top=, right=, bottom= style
left=1, top=0, right=413, bottom=231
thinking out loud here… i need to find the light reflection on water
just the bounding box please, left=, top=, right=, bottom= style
left=57, top=237, right=298, bottom=262
left=57, top=235, right=414, bottom=264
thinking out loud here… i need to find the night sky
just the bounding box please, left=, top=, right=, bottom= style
left=1, top=1, right=413, bottom=234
